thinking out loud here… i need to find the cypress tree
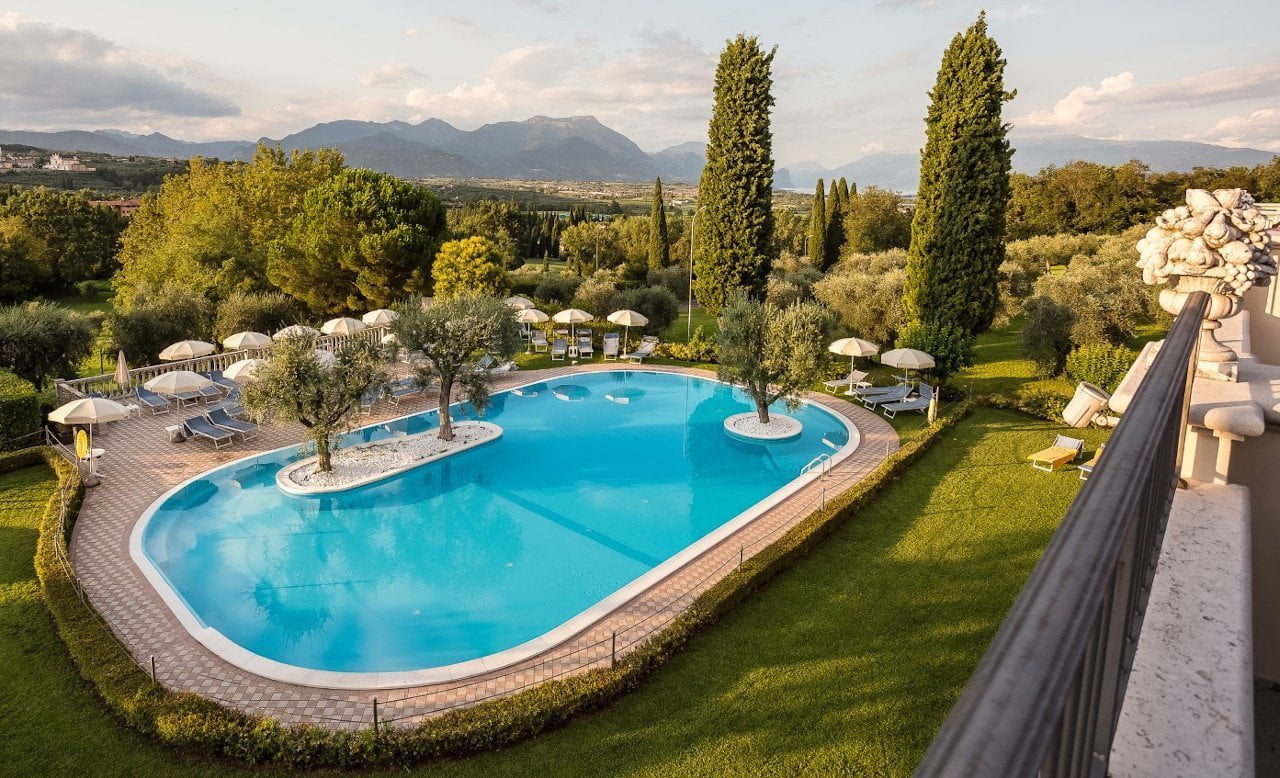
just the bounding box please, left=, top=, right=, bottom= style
left=824, top=178, right=843, bottom=264
left=648, top=177, right=670, bottom=271
left=693, top=34, right=777, bottom=313
left=808, top=178, right=826, bottom=267
left=902, top=12, right=1014, bottom=335
left=838, top=177, right=850, bottom=202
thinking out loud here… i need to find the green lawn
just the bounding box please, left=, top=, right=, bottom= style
left=0, top=408, right=1102, bottom=776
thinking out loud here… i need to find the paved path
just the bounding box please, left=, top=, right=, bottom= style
left=69, top=364, right=898, bottom=730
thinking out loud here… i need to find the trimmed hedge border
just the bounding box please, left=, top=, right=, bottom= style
left=9, top=402, right=971, bottom=770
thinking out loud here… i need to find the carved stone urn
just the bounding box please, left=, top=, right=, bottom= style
left=1136, top=188, right=1277, bottom=381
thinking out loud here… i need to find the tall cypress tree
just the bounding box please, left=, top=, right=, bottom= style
left=648, top=177, right=670, bottom=271
left=902, top=12, right=1014, bottom=335
left=808, top=178, right=826, bottom=267
left=838, top=177, right=850, bottom=203
left=693, top=35, right=777, bottom=313
left=824, top=178, right=843, bottom=264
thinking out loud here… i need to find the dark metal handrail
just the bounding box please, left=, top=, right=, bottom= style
left=915, top=291, right=1210, bottom=777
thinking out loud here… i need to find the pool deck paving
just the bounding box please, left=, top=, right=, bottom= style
left=68, top=364, right=898, bottom=730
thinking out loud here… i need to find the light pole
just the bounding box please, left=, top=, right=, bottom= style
left=687, top=207, right=699, bottom=340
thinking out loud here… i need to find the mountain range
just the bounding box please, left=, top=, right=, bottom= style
left=1, top=116, right=1275, bottom=192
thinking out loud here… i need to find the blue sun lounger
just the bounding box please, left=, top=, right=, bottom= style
left=206, top=407, right=258, bottom=440
left=183, top=415, right=233, bottom=449
left=134, top=387, right=172, bottom=414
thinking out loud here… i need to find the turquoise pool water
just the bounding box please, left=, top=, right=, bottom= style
left=138, top=371, right=851, bottom=676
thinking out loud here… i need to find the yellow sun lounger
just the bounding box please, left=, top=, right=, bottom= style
left=1028, top=435, right=1085, bottom=472
left=1078, top=443, right=1105, bottom=480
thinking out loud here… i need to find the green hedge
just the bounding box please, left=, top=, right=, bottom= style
left=23, top=402, right=971, bottom=769
left=0, top=371, right=41, bottom=451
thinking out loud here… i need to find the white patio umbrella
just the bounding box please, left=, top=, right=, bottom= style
left=49, top=397, right=130, bottom=476
left=828, top=337, right=880, bottom=386
left=552, top=308, right=593, bottom=340
left=223, top=331, right=271, bottom=351
left=144, top=370, right=213, bottom=396
left=880, top=347, right=935, bottom=382
left=607, top=309, right=649, bottom=355
left=273, top=324, right=319, bottom=340
left=504, top=296, right=535, bottom=310
left=113, top=350, right=129, bottom=388
left=158, top=340, right=216, bottom=361
left=362, top=308, right=399, bottom=326
left=321, top=317, right=367, bottom=336
left=224, top=357, right=265, bottom=381
left=515, top=308, right=549, bottom=351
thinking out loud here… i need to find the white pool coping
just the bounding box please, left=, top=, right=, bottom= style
left=723, top=412, right=803, bottom=441
left=128, top=369, right=861, bottom=690
left=275, top=421, right=502, bottom=495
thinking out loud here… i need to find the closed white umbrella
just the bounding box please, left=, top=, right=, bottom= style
left=113, top=350, right=129, bottom=388
left=552, top=308, right=593, bottom=340
left=321, top=317, right=367, bottom=336
left=158, top=340, right=216, bottom=361
left=504, top=296, right=535, bottom=310
left=607, top=309, right=649, bottom=355
left=224, top=357, right=265, bottom=381
left=362, top=309, right=399, bottom=326
left=223, top=331, right=271, bottom=350
left=828, top=337, right=880, bottom=387
left=881, top=347, right=935, bottom=382
left=273, top=324, right=319, bottom=340
left=49, top=398, right=130, bottom=477
left=144, top=370, right=213, bottom=395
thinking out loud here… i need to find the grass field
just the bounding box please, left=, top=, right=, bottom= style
left=0, top=407, right=1103, bottom=776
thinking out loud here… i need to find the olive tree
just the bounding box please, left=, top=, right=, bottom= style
left=242, top=335, right=387, bottom=472
left=716, top=291, right=833, bottom=424
left=390, top=296, right=520, bottom=441
left=0, top=302, right=93, bottom=391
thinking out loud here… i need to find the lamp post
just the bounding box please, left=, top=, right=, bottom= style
left=687, top=206, right=699, bottom=340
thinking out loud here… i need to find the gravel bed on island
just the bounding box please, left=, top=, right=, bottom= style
left=278, top=421, right=501, bottom=494
left=723, top=412, right=803, bottom=441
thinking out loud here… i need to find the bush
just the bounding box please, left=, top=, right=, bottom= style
left=812, top=249, right=907, bottom=345
left=1065, top=342, right=1137, bottom=393
left=647, top=265, right=688, bottom=301
left=659, top=326, right=717, bottom=362
left=896, top=320, right=974, bottom=379
left=533, top=274, right=582, bottom=306
left=432, top=237, right=509, bottom=300
left=0, top=301, right=94, bottom=391
left=1022, top=296, right=1075, bottom=377
left=608, top=286, right=680, bottom=334
left=0, top=371, right=40, bottom=450
left=570, top=272, right=618, bottom=316
left=214, top=290, right=304, bottom=340
left=105, top=283, right=215, bottom=363
left=1031, top=227, right=1156, bottom=347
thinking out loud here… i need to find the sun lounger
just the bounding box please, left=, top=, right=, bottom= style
left=1078, top=443, right=1105, bottom=480
left=1028, top=435, right=1085, bottom=472
left=206, top=407, right=258, bottom=440
left=551, top=338, right=568, bottom=360
left=822, top=370, right=870, bottom=394
left=182, top=416, right=233, bottom=449
left=860, top=385, right=911, bottom=409
left=359, top=386, right=382, bottom=414
left=203, top=370, right=240, bottom=391
left=881, top=384, right=933, bottom=418
left=134, top=387, right=172, bottom=414
left=388, top=378, right=422, bottom=403
left=476, top=355, right=516, bottom=374
left=531, top=331, right=549, bottom=352
left=602, top=336, right=620, bottom=361
left=578, top=337, right=594, bottom=358
left=196, top=384, right=224, bottom=402
left=623, top=341, right=655, bottom=363
left=846, top=383, right=899, bottom=399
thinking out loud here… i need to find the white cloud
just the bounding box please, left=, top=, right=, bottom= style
left=0, top=13, right=237, bottom=124
left=1128, top=61, right=1280, bottom=108
left=360, top=63, right=426, bottom=88
left=1021, top=72, right=1133, bottom=127
left=403, top=27, right=419, bottom=38
left=988, top=3, right=1044, bottom=20
left=859, top=141, right=886, bottom=155
left=875, top=0, right=944, bottom=8
left=1203, top=108, right=1280, bottom=151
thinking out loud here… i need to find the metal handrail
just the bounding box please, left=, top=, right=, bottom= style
left=915, top=291, right=1209, bottom=777
left=801, top=453, right=831, bottom=475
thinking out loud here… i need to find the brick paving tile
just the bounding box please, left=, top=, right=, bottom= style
left=66, top=364, right=898, bottom=729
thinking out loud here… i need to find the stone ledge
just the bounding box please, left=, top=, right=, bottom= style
left=723, top=412, right=803, bottom=441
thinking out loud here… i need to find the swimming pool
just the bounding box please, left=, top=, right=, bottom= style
left=132, top=370, right=856, bottom=687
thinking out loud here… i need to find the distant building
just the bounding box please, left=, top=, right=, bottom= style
left=89, top=198, right=142, bottom=218
left=0, top=146, right=37, bottom=171
left=43, top=153, right=95, bottom=172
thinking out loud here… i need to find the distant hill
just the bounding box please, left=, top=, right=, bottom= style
left=2, top=120, right=1273, bottom=190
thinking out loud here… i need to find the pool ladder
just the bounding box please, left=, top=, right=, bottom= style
left=800, top=453, right=832, bottom=476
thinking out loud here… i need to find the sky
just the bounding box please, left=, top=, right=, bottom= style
left=2, top=1, right=1278, bottom=167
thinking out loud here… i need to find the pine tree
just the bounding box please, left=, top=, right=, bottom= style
left=902, top=12, right=1014, bottom=335
left=824, top=178, right=843, bottom=264
left=808, top=178, right=826, bottom=267
left=692, top=35, right=777, bottom=313
left=648, top=177, right=670, bottom=271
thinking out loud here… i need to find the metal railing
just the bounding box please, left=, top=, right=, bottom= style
left=915, top=291, right=1209, bottom=777
left=54, top=327, right=387, bottom=403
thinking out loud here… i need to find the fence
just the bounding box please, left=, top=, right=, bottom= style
left=914, top=291, right=1208, bottom=777
left=54, top=327, right=387, bottom=404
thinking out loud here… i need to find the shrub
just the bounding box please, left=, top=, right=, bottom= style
left=812, top=249, right=907, bottom=345
left=608, top=286, right=680, bottom=334
left=214, top=290, right=304, bottom=340
left=1031, top=227, right=1156, bottom=346
left=896, top=320, right=974, bottom=379
left=647, top=265, right=688, bottom=301
left=533, top=274, right=582, bottom=306
left=1065, top=342, right=1137, bottom=393
left=570, top=272, right=618, bottom=316
left=0, top=301, right=94, bottom=391
left=0, top=370, right=40, bottom=450
left=1013, top=383, right=1072, bottom=421
left=432, top=237, right=509, bottom=300
left=659, top=326, right=718, bottom=362
left=106, top=283, right=214, bottom=364
left=1022, top=296, right=1075, bottom=376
